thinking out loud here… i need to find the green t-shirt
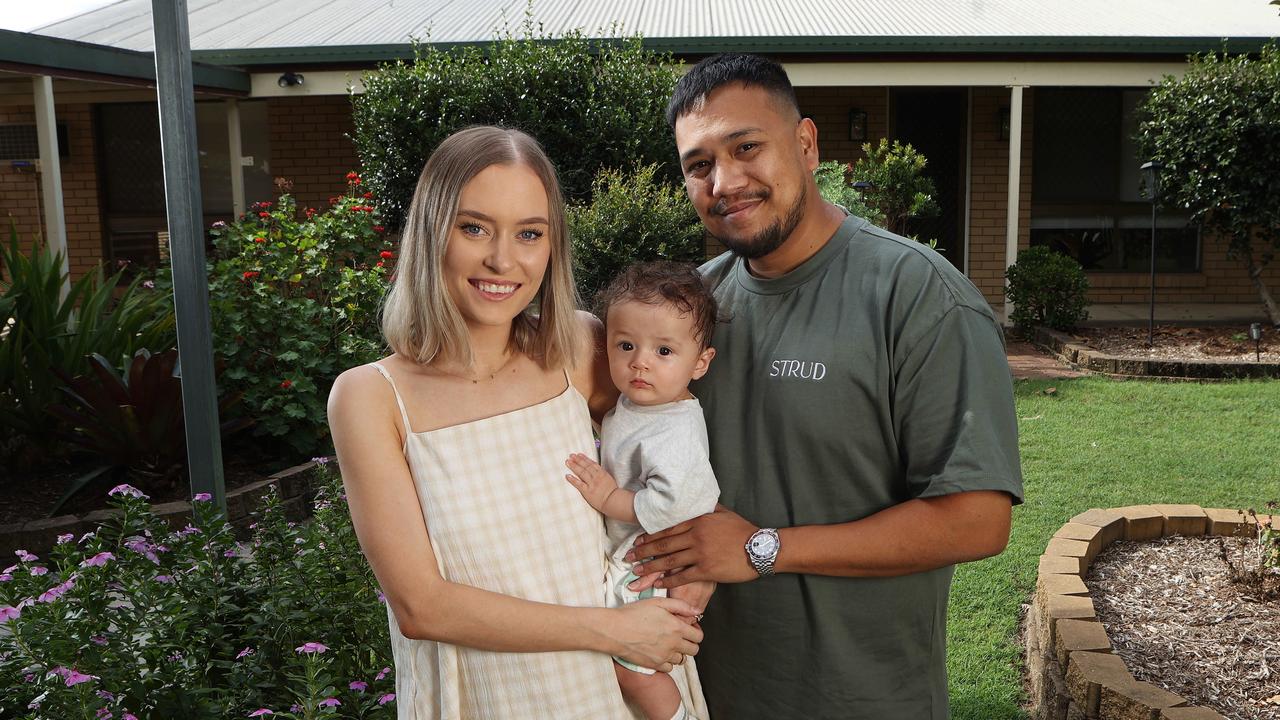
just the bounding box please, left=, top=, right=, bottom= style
left=691, top=215, right=1024, bottom=720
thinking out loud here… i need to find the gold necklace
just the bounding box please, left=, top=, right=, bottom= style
left=433, top=353, right=517, bottom=384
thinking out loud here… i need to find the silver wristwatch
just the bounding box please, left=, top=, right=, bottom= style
left=745, top=528, right=780, bottom=577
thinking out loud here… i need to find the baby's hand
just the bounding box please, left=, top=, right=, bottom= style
left=564, top=453, right=618, bottom=513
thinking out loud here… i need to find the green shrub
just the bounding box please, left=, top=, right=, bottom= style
left=813, top=160, right=882, bottom=225
left=1005, top=246, right=1091, bottom=331
left=848, top=139, right=941, bottom=242
left=0, top=465, right=395, bottom=718
left=159, top=176, right=391, bottom=456
left=351, top=24, right=682, bottom=229
left=568, top=164, right=704, bottom=304
left=0, top=229, right=175, bottom=465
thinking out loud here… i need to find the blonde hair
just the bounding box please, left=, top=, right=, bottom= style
left=381, top=126, right=582, bottom=370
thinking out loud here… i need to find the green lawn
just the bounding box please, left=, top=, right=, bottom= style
left=947, top=377, right=1280, bottom=720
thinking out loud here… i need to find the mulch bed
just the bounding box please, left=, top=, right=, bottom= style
left=1088, top=535, right=1280, bottom=719
left=1070, top=326, right=1278, bottom=363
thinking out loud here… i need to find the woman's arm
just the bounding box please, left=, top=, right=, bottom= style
left=569, top=311, right=619, bottom=424
left=328, top=365, right=699, bottom=670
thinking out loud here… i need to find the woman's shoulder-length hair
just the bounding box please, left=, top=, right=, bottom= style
left=381, top=126, right=583, bottom=371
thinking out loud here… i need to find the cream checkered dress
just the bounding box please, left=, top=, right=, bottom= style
left=371, top=363, right=707, bottom=720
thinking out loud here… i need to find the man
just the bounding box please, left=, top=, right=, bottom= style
left=627, top=53, right=1024, bottom=719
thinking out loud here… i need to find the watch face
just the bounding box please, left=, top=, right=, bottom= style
left=750, top=532, right=778, bottom=557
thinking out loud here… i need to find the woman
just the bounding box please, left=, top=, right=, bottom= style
left=328, top=126, right=707, bottom=719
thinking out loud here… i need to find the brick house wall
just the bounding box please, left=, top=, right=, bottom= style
left=969, top=87, right=1034, bottom=312
left=0, top=104, right=103, bottom=280
left=266, top=96, right=359, bottom=213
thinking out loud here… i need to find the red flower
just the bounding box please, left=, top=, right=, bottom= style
left=376, top=261, right=385, bottom=268
left=345, top=171, right=359, bottom=181
left=280, top=379, right=292, bottom=389
left=254, top=237, right=266, bottom=244
left=258, top=211, right=270, bottom=218
left=242, top=271, right=259, bottom=280
left=328, top=196, right=340, bottom=205
left=373, top=225, right=385, bottom=233
left=380, top=251, right=393, bottom=259
left=305, top=208, right=317, bottom=218
left=362, top=192, right=373, bottom=199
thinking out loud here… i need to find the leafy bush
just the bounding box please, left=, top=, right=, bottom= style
left=847, top=139, right=941, bottom=242
left=352, top=24, right=682, bottom=228
left=0, top=229, right=175, bottom=465
left=1135, top=43, right=1280, bottom=326
left=1005, top=246, right=1091, bottom=331
left=46, top=349, right=252, bottom=514
left=813, top=160, right=883, bottom=225
left=568, top=164, right=704, bottom=304
left=162, top=176, right=391, bottom=456
left=0, top=464, right=395, bottom=718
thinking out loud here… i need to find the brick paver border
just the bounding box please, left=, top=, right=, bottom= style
left=1025, top=504, right=1272, bottom=720
left=1034, top=327, right=1280, bottom=380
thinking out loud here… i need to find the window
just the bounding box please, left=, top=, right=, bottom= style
left=1030, top=88, right=1200, bottom=273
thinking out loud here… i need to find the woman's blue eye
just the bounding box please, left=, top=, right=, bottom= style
left=518, top=229, right=544, bottom=242
left=459, top=223, right=483, bottom=235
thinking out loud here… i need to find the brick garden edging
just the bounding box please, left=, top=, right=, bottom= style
left=1026, top=504, right=1271, bottom=720
left=1034, top=326, right=1280, bottom=380
left=0, top=460, right=323, bottom=559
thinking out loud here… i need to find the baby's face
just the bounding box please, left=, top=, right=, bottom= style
left=605, top=300, right=715, bottom=407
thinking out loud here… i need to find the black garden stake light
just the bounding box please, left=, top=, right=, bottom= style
left=1140, top=160, right=1163, bottom=347
left=1251, top=322, right=1263, bottom=362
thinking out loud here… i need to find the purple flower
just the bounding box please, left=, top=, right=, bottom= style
left=311, top=456, right=331, bottom=465
left=91, top=635, right=108, bottom=645
left=79, top=531, right=96, bottom=543
left=223, top=549, right=238, bottom=558
left=95, top=708, right=112, bottom=719
left=23, top=673, right=33, bottom=682
left=295, top=642, right=328, bottom=654
left=375, top=666, right=391, bottom=681
left=236, top=646, right=254, bottom=660
left=124, top=714, right=139, bottom=720
left=349, top=680, right=368, bottom=692
left=248, top=711, right=273, bottom=718
left=56, top=533, right=74, bottom=544
left=29, top=566, right=47, bottom=576
left=38, top=578, right=76, bottom=603
left=97, top=690, right=115, bottom=701
left=376, top=590, right=386, bottom=604
left=15, top=550, right=37, bottom=562
left=64, top=668, right=96, bottom=686
left=0, top=605, right=20, bottom=622
left=178, top=524, right=201, bottom=537
left=141, top=280, right=155, bottom=290
left=124, top=537, right=160, bottom=564
left=319, top=698, right=341, bottom=708
left=0, top=574, right=11, bottom=583
left=377, top=693, right=396, bottom=706
left=81, top=551, right=115, bottom=568
left=155, top=575, right=173, bottom=584
left=211, top=220, right=227, bottom=229
left=2, top=564, right=16, bottom=574
left=289, top=705, right=302, bottom=713
left=108, top=484, right=147, bottom=499
left=193, top=492, right=212, bottom=502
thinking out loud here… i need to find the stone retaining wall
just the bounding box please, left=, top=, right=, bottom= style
left=0, top=460, right=323, bottom=559
left=1034, top=327, right=1280, bottom=380
left=1026, top=504, right=1271, bottom=720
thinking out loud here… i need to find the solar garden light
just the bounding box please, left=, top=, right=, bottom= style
left=1251, top=322, right=1263, bottom=362
left=1140, top=160, right=1163, bottom=347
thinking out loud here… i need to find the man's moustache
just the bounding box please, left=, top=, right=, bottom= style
left=713, top=191, right=770, bottom=216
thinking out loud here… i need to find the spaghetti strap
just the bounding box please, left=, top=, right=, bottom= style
left=370, top=362, right=414, bottom=447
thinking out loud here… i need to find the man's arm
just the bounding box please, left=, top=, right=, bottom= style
left=627, top=490, right=1012, bottom=587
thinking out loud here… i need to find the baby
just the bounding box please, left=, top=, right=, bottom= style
left=565, top=261, right=720, bottom=720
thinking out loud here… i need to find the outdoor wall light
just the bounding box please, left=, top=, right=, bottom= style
left=277, top=72, right=305, bottom=88
left=852, top=180, right=875, bottom=194
left=848, top=109, right=868, bottom=141
left=998, top=107, right=1011, bottom=141
left=1251, top=322, right=1263, bottom=361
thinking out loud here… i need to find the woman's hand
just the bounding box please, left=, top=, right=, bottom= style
left=607, top=597, right=704, bottom=673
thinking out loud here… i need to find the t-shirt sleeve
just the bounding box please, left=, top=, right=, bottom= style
left=632, top=417, right=721, bottom=534
left=893, top=305, right=1024, bottom=504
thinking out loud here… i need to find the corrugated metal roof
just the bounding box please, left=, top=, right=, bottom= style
left=34, top=0, right=1280, bottom=61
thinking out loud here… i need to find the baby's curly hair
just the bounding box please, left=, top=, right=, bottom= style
left=595, top=261, right=719, bottom=349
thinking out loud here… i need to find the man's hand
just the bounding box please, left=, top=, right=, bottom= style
left=625, top=507, right=760, bottom=588
left=564, top=453, right=618, bottom=513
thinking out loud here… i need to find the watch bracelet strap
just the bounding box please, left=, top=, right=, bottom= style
left=747, top=528, right=779, bottom=577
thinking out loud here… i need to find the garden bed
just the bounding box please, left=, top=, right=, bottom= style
left=1034, top=326, right=1280, bottom=379
left=1025, top=504, right=1274, bottom=720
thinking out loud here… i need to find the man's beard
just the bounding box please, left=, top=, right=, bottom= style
left=710, top=184, right=807, bottom=260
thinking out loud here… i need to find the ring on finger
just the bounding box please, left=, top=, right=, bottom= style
left=694, top=613, right=705, bottom=623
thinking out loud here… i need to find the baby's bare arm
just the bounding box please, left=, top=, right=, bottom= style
left=565, top=453, right=638, bottom=524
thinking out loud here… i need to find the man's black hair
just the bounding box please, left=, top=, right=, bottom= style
left=665, top=53, right=800, bottom=128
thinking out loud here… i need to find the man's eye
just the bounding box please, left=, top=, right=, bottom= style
left=739, top=142, right=758, bottom=153
left=686, top=160, right=710, bottom=175
left=658, top=346, right=673, bottom=356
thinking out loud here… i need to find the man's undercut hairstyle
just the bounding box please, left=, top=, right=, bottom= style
left=596, top=261, right=719, bottom=349
left=665, top=52, right=800, bottom=128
